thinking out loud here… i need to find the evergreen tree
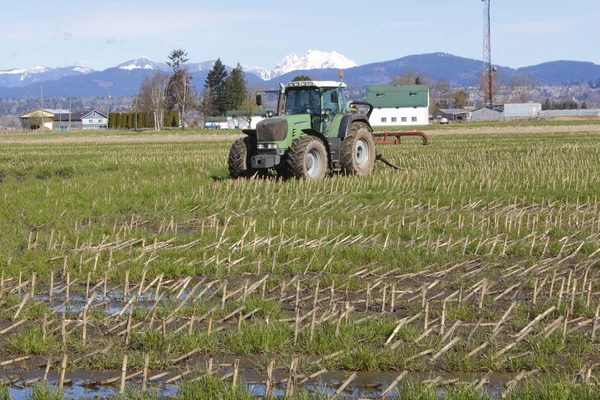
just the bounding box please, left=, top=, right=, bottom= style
left=292, top=75, right=312, bottom=82
left=205, top=58, right=228, bottom=116
left=108, top=113, right=117, bottom=129
left=581, top=101, right=588, bottom=109
left=542, top=98, right=551, bottom=111
left=167, top=49, right=189, bottom=71
left=224, top=63, right=247, bottom=111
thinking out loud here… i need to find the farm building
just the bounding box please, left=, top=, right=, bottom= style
left=432, top=108, right=470, bottom=122
left=503, top=103, right=542, bottom=120
left=365, top=85, right=429, bottom=127
left=539, top=109, right=600, bottom=120
left=19, top=109, right=57, bottom=130
left=225, top=109, right=274, bottom=129
left=470, top=106, right=504, bottom=122
left=19, top=109, right=107, bottom=130
left=471, top=103, right=542, bottom=122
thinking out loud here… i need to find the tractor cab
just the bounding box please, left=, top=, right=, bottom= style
left=282, top=81, right=348, bottom=134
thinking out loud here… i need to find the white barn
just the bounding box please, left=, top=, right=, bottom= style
left=365, top=85, right=430, bottom=127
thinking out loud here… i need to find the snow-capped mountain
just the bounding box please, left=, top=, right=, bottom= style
left=116, top=58, right=219, bottom=74
left=244, top=50, right=357, bottom=80
left=0, top=65, right=94, bottom=88
left=243, top=66, right=273, bottom=81
left=116, top=57, right=169, bottom=71
left=187, top=60, right=219, bottom=72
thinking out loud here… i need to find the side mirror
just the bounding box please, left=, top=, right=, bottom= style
left=256, top=94, right=262, bottom=106
left=330, top=91, right=339, bottom=104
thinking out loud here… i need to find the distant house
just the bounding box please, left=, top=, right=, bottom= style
left=365, top=85, right=430, bottom=127
left=19, top=109, right=107, bottom=131
left=80, top=110, right=108, bottom=129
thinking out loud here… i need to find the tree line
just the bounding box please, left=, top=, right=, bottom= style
left=542, top=98, right=588, bottom=110
left=136, top=50, right=254, bottom=130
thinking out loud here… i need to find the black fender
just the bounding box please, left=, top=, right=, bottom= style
left=242, top=129, right=256, bottom=140
left=301, top=129, right=336, bottom=168
left=337, top=114, right=373, bottom=139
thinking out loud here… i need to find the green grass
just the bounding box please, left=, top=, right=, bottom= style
left=26, top=384, right=63, bottom=400
left=1, top=127, right=600, bottom=397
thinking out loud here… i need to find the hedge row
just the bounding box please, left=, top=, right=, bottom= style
left=108, top=111, right=179, bottom=129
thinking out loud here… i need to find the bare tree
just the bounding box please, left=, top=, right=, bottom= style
left=241, top=91, right=259, bottom=128
left=432, top=79, right=452, bottom=108
left=199, top=87, right=215, bottom=127
left=390, top=70, right=431, bottom=86
left=167, top=66, right=196, bottom=129
left=166, top=49, right=196, bottom=130
left=508, top=73, right=537, bottom=103
left=139, top=71, right=169, bottom=130
left=0, top=115, right=21, bottom=129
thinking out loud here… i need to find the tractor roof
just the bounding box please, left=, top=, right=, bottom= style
left=286, top=81, right=347, bottom=89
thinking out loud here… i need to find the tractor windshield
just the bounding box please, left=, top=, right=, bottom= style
left=284, top=88, right=321, bottom=115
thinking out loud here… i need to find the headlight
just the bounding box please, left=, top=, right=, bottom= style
left=257, top=144, right=278, bottom=150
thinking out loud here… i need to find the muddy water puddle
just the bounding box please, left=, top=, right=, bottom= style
left=1, top=367, right=510, bottom=399
left=25, top=282, right=218, bottom=316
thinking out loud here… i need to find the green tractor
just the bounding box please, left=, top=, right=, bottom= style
left=228, top=80, right=377, bottom=180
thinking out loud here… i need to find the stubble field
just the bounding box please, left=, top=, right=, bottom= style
left=0, top=122, right=600, bottom=399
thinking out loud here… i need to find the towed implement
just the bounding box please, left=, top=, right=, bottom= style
left=228, top=80, right=427, bottom=180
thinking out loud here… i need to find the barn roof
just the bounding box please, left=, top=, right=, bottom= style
left=19, top=109, right=54, bottom=118
left=365, top=85, right=429, bottom=108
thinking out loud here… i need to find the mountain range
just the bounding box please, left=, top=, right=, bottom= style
left=1, top=51, right=599, bottom=99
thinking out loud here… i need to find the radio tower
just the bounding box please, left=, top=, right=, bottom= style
left=482, top=0, right=494, bottom=108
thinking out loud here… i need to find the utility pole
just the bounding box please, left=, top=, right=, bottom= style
left=134, top=96, right=138, bottom=131
left=40, top=85, right=44, bottom=129
left=482, top=0, right=495, bottom=109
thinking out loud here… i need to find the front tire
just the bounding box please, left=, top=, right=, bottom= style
left=340, top=123, right=376, bottom=176
left=287, top=136, right=328, bottom=181
left=228, top=137, right=256, bottom=178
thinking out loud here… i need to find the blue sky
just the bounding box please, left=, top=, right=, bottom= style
left=1, top=0, right=598, bottom=71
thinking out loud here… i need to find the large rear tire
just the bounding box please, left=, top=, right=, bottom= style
left=228, top=137, right=257, bottom=178
left=340, top=123, right=376, bottom=176
left=287, top=136, right=328, bottom=181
